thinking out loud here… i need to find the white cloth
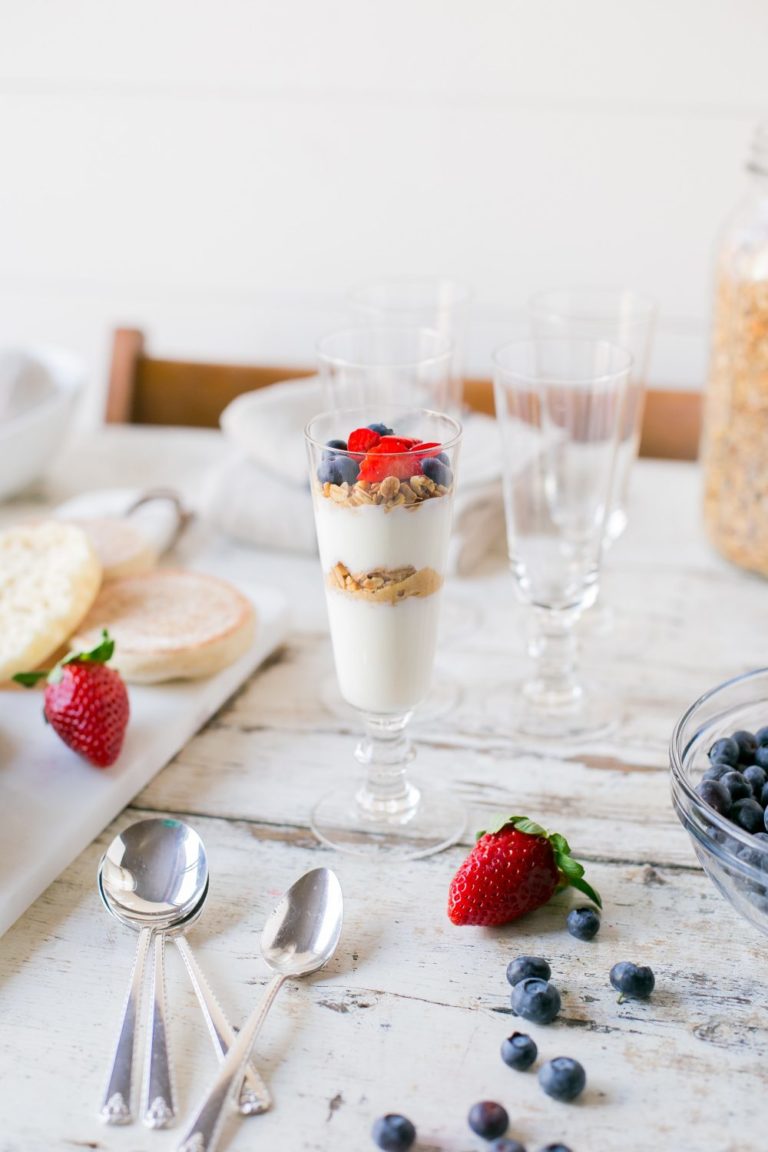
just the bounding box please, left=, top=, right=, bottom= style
left=203, top=377, right=505, bottom=574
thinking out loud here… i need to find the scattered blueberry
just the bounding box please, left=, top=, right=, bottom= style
left=538, top=1057, right=586, bottom=1102
left=610, top=961, right=655, bottom=999
left=567, top=906, right=601, bottom=940
left=317, top=458, right=342, bottom=485
left=694, top=778, right=731, bottom=815
left=500, top=1031, right=538, bottom=1070
left=538, top=1144, right=573, bottom=1152
left=489, top=1140, right=527, bottom=1152
left=729, top=797, right=765, bottom=834
left=720, top=770, right=751, bottom=803
left=743, top=764, right=767, bottom=797
left=468, top=1102, right=509, bottom=1140
left=506, top=956, right=551, bottom=986
left=756, top=726, right=768, bottom=746
left=421, top=457, right=453, bottom=487
left=511, top=978, right=562, bottom=1024
left=371, top=1114, right=416, bottom=1151
left=755, top=746, right=768, bottom=771
left=367, top=422, right=393, bottom=436
left=708, top=737, right=740, bottom=766
left=334, top=455, right=359, bottom=484
left=733, top=729, right=758, bottom=764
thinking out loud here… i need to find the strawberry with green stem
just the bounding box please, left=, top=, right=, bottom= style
left=14, top=630, right=130, bottom=768
left=447, top=815, right=601, bottom=927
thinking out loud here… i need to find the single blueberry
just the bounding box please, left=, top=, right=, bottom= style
left=436, top=451, right=450, bottom=465
left=610, top=961, right=655, bottom=999
left=761, top=780, right=768, bottom=808
left=743, top=764, right=767, bottom=797
left=489, top=1140, right=527, bottom=1152
left=765, top=804, right=768, bottom=833
left=500, top=1031, right=538, bottom=1071
left=538, top=1057, right=586, bottom=1102
left=324, top=438, right=347, bottom=452
left=511, top=977, right=561, bottom=1024
left=506, top=956, right=552, bottom=986
left=694, top=778, right=731, bottom=815
left=733, top=729, right=758, bottom=764
left=720, top=770, right=751, bottom=803
left=421, top=457, right=453, bottom=487
left=467, top=1101, right=509, bottom=1140
left=702, top=763, right=730, bottom=782
left=708, top=737, right=740, bottom=767
left=371, top=1114, right=416, bottom=1151
left=538, top=1146, right=573, bottom=1152
left=730, top=798, right=766, bottom=834
left=756, top=725, right=768, bottom=747
left=567, top=906, right=601, bottom=940
left=335, top=455, right=359, bottom=484
left=755, top=745, right=768, bottom=771
left=754, top=831, right=768, bottom=843
left=367, top=422, right=393, bottom=436
left=317, top=458, right=342, bottom=485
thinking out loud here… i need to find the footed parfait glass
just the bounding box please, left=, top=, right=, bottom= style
left=306, top=405, right=463, bottom=858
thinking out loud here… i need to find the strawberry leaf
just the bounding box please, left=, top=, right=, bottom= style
left=62, top=629, right=114, bottom=667
left=12, top=671, right=47, bottom=688
left=550, top=832, right=571, bottom=856
left=570, top=875, right=603, bottom=908
left=554, top=852, right=585, bottom=881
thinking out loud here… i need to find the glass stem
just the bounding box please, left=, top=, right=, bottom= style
left=525, top=607, right=583, bottom=710
left=354, top=712, right=420, bottom=822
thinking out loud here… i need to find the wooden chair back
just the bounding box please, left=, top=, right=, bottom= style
left=106, top=327, right=702, bottom=460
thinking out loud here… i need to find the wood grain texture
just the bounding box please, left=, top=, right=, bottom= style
left=0, top=430, right=763, bottom=1152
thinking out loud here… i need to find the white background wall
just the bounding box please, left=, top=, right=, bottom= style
left=1, top=0, right=767, bottom=425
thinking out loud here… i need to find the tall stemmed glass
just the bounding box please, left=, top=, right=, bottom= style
left=305, top=405, right=464, bottom=858
left=348, top=277, right=471, bottom=413
left=528, top=289, right=656, bottom=542
left=493, top=338, right=631, bottom=740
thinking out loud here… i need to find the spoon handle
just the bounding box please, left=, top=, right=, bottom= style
left=99, top=924, right=152, bottom=1124
left=173, top=937, right=272, bottom=1115
left=142, top=931, right=176, bottom=1128
left=177, top=974, right=285, bottom=1152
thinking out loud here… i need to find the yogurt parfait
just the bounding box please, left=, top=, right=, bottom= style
left=305, top=407, right=464, bottom=858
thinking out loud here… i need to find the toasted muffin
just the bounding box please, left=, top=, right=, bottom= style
left=0, top=521, right=102, bottom=681
left=71, top=569, right=256, bottom=682
left=66, top=516, right=157, bottom=581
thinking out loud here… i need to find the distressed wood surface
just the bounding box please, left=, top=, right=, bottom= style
left=0, top=427, right=766, bottom=1152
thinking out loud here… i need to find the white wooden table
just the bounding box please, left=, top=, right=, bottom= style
left=0, top=426, right=766, bottom=1152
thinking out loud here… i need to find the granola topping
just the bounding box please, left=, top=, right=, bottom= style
left=319, top=475, right=449, bottom=511
left=327, top=561, right=443, bottom=603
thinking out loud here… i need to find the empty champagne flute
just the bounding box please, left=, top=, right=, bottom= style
left=493, top=338, right=631, bottom=740
left=528, top=288, right=656, bottom=543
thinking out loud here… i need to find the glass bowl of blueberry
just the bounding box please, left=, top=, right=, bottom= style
left=670, top=667, right=768, bottom=937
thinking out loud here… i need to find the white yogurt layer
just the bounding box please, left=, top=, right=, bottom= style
left=314, top=494, right=453, bottom=575
left=326, top=591, right=442, bottom=713
left=314, top=495, right=454, bottom=714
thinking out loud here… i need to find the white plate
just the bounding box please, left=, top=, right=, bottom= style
left=0, top=582, right=287, bottom=937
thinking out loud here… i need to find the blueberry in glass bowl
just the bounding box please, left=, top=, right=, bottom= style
left=670, top=668, right=768, bottom=938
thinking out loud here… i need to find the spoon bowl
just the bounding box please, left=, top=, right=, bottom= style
left=101, top=818, right=209, bottom=925
left=261, top=867, right=344, bottom=977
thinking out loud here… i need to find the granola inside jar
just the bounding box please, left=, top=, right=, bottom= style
left=703, top=123, right=768, bottom=575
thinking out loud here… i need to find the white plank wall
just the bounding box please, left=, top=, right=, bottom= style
left=0, top=0, right=766, bottom=424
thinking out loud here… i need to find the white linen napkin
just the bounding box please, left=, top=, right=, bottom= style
left=203, top=377, right=505, bottom=574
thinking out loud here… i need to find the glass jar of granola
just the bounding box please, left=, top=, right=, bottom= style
left=703, top=124, right=768, bottom=574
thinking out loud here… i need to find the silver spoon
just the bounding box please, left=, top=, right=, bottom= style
left=98, top=871, right=271, bottom=1115
left=98, top=818, right=208, bottom=1127
left=177, top=867, right=344, bottom=1152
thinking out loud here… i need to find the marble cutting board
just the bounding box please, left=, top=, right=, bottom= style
left=0, top=582, right=288, bottom=937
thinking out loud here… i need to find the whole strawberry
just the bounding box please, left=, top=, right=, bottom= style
left=14, top=630, right=129, bottom=768
left=447, top=815, right=601, bottom=927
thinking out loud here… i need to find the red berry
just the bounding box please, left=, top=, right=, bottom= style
left=447, top=816, right=601, bottom=927
left=347, top=427, right=381, bottom=453
left=44, top=662, right=130, bottom=767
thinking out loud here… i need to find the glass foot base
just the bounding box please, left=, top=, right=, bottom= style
left=310, top=780, right=466, bottom=860
left=319, top=676, right=461, bottom=726
left=479, top=681, right=619, bottom=744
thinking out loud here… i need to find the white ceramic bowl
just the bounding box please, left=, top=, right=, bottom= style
left=0, top=347, right=84, bottom=502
